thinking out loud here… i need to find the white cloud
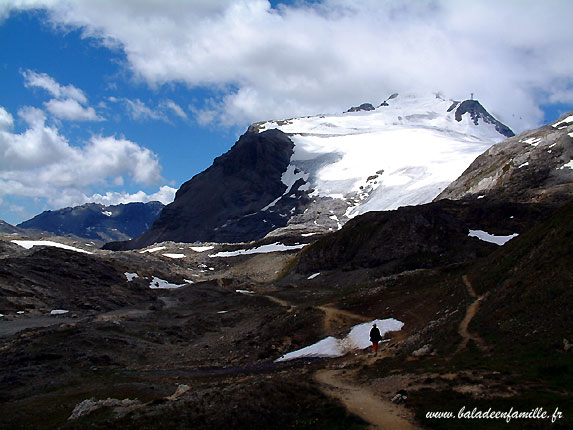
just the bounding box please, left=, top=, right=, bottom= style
left=23, top=69, right=88, bottom=104
left=123, top=98, right=166, bottom=121
left=0, top=106, right=15, bottom=131
left=0, top=107, right=72, bottom=170
left=87, top=185, right=177, bottom=206
left=161, top=99, right=187, bottom=120
left=45, top=98, right=102, bottom=121
left=108, top=97, right=188, bottom=122
left=0, top=104, right=166, bottom=210
left=5, top=1, right=573, bottom=132
left=22, top=69, right=104, bottom=121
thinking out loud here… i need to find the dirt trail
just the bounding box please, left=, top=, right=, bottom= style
left=456, top=276, right=487, bottom=353
left=262, top=295, right=419, bottom=429
left=316, top=305, right=371, bottom=333
left=315, top=369, right=421, bottom=430
left=262, top=295, right=295, bottom=312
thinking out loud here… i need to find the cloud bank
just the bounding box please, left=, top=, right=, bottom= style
left=4, top=0, right=572, bottom=132
left=0, top=104, right=173, bottom=212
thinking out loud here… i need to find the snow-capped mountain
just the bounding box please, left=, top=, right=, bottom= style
left=108, top=93, right=513, bottom=249
left=252, top=93, right=513, bottom=222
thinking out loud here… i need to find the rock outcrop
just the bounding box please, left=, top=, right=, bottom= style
left=106, top=129, right=296, bottom=250
left=436, top=111, right=573, bottom=205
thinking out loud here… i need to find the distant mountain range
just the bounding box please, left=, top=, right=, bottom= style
left=106, top=93, right=517, bottom=250
left=16, top=201, right=164, bottom=242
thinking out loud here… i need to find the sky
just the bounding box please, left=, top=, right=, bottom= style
left=0, top=0, right=572, bottom=225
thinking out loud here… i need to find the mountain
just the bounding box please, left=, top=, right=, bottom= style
left=436, top=111, right=573, bottom=204
left=294, top=199, right=551, bottom=277
left=0, top=220, right=25, bottom=235
left=107, top=93, right=513, bottom=250
left=18, top=201, right=164, bottom=242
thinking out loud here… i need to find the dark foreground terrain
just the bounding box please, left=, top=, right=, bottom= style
left=0, top=200, right=571, bottom=429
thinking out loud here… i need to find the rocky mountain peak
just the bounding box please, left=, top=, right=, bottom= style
left=105, top=129, right=296, bottom=250
left=451, top=99, right=515, bottom=138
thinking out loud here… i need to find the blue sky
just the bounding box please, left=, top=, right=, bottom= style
left=1, top=0, right=572, bottom=225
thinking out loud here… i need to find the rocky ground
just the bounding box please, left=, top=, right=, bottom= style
left=0, top=201, right=571, bottom=429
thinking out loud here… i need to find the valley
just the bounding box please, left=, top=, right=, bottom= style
left=1, top=102, right=571, bottom=429
left=1, top=198, right=571, bottom=429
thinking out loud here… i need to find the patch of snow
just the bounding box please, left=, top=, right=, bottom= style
left=468, top=230, right=518, bottom=245
left=50, top=309, right=69, bottom=315
left=558, top=160, right=573, bottom=170
left=236, top=289, right=255, bottom=294
left=163, top=253, right=186, bottom=259
left=17, top=311, right=24, bottom=314
left=149, top=276, right=186, bottom=289
left=522, top=137, right=541, bottom=146
left=301, top=232, right=318, bottom=237
left=307, top=273, right=321, bottom=280
left=184, top=279, right=194, bottom=284
left=11, top=240, right=93, bottom=255
left=125, top=272, right=139, bottom=282
left=139, top=246, right=166, bottom=254
left=276, top=318, right=404, bottom=362
left=552, top=115, right=573, bottom=128
left=102, top=210, right=113, bottom=217
left=217, top=310, right=229, bottom=314
left=209, top=242, right=307, bottom=258
left=329, top=214, right=342, bottom=230
left=0, top=314, right=3, bottom=318
left=518, top=162, right=529, bottom=168
left=189, top=246, right=214, bottom=252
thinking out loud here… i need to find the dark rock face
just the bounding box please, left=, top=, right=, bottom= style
left=107, top=129, right=295, bottom=250
left=454, top=100, right=515, bottom=137
left=296, top=199, right=550, bottom=275
left=17, top=202, right=164, bottom=242
left=437, top=112, right=573, bottom=205
left=346, top=103, right=375, bottom=112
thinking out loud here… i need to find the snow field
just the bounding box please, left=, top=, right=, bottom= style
left=276, top=318, right=404, bottom=362
left=259, top=94, right=504, bottom=218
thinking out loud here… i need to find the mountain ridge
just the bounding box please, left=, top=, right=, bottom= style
left=18, top=201, right=164, bottom=242
left=107, top=94, right=513, bottom=250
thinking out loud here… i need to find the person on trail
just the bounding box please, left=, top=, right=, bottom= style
left=370, top=323, right=382, bottom=356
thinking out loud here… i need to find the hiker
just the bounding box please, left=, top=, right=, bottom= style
left=370, top=323, right=382, bottom=356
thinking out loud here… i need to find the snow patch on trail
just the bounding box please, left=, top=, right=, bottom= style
left=276, top=318, right=403, bottom=362
left=50, top=309, right=69, bottom=315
